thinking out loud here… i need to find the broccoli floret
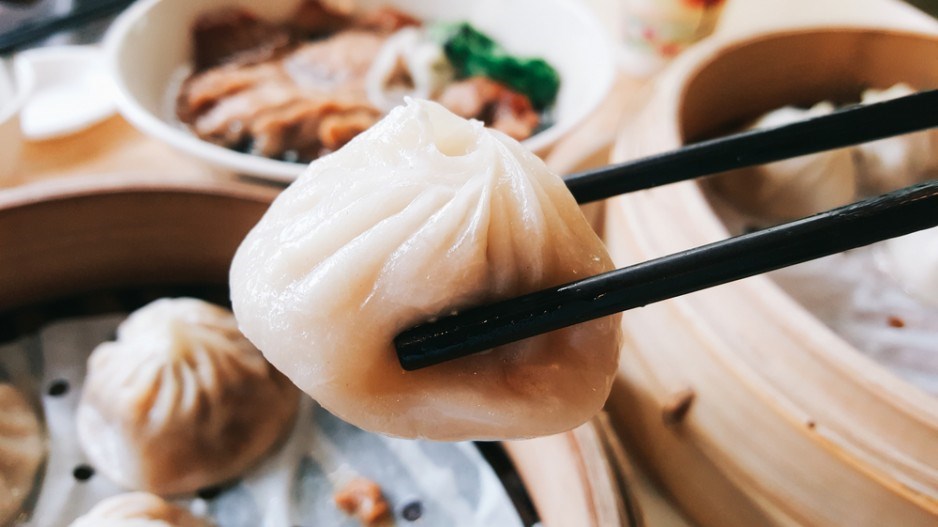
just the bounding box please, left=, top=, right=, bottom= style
left=434, top=22, right=560, bottom=110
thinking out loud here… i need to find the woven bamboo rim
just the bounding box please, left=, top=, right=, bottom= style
left=604, top=28, right=938, bottom=526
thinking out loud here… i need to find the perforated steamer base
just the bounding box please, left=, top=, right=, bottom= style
left=0, top=177, right=637, bottom=527
left=0, top=289, right=526, bottom=527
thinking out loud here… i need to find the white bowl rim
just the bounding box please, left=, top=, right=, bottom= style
left=104, top=0, right=617, bottom=183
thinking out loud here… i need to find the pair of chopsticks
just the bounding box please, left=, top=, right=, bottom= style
left=395, top=89, right=938, bottom=370
left=0, top=0, right=134, bottom=54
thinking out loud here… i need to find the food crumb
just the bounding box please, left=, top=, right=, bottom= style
left=334, top=477, right=390, bottom=525
left=401, top=499, right=423, bottom=521
left=887, top=315, right=905, bottom=328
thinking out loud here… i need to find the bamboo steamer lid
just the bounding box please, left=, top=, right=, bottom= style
left=604, top=28, right=938, bottom=526
left=0, top=176, right=640, bottom=527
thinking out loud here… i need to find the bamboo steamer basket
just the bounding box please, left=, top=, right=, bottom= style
left=0, top=176, right=639, bottom=527
left=604, top=28, right=938, bottom=526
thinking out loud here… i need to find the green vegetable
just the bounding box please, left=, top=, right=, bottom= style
left=433, top=22, right=560, bottom=110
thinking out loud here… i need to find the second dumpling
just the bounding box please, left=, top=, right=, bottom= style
left=77, top=298, right=299, bottom=495
left=710, top=102, right=857, bottom=220
left=231, top=99, right=621, bottom=441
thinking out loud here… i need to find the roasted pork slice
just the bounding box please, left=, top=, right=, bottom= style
left=178, top=18, right=389, bottom=162
left=177, top=62, right=286, bottom=123
left=192, top=81, right=304, bottom=148
left=180, top=27, right=385, bottom=123
left=292, top=0, right=354, bottom=36
left=282, top=31, right=387, bottom=92
left=318, top=107, right=381, bottom=151
left=191, top=7, right=295, bottom=71
left=490, top=91, right=542, bottom=141
left=247, top=99, right=332, bottom=161
left=437, top=77, right=540, bottom=140
left=354, top=6, right=421, bottom=33
left=248, top=99, right=380, bottom=162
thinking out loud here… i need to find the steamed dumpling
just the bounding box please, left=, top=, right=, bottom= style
left=877, top=226, right=938, bottom=307
left=711, top=102, right=858, bottom=220
left=0, top=384, right=43, bottom=526
left=231, top=99, right=621, bottom=441
left=69, top=492, right=211, bottom=527
left=855, top=83, right=938, bottom=194
left=77, top=298, right=299, bottom=495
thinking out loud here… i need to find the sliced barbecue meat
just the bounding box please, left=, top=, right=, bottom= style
left=354, top=6, right=421, bottom=33
left=178, top=30, right=385, bottom=163
left=191, top=8, right=295, bottom=71
left=437, top=77, right=540, bottom=140
left=292, top=0, right=354, bottom=37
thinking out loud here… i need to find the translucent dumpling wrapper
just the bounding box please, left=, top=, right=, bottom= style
left=0, top=384, right=43, bottom=526
left=231, top=99, right=621, bottom=441
left=69, top=492, right=211, bottom=527
left=855, top=83, right=938, bottom=195
left=711, top=102, right=858, bottom=220
left=76, top=298, right=300, bottom=495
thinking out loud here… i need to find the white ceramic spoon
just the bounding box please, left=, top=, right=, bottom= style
left=13, top=45, right=116, bottom=141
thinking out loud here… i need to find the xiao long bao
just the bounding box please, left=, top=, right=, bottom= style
left=712, top=83, right=937, bottom=222
left=77, top=298, right=299, bottom=495
left=231, top=99, right=621, bottom=441
left=854, top=83, right=938, bottom=194
left=711, top=101, right=858, bottom=220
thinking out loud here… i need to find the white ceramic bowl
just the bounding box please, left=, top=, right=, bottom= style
left=104, top=0, right=616, bottom=182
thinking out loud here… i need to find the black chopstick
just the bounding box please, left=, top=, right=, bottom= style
left=396, top=181, right=938, bottom=370
left=566, top=89, right=938, bottom=204
left=0, top=0, right=135, bottom=54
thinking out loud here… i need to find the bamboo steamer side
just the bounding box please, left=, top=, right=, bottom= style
left=0, top=176, right=638, bottom=527
left=604, top=28, right=938, bottom=526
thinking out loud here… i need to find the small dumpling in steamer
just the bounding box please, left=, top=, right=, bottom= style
left=69, top=492, right=211, bottom=527
left=854, top=83, right=938, bottom=194
left=711, top=102, right=858, bottom=220
left=877, top=226, right=938, bottom=307
left=231, top=99, right=621, bottom=441
left=0, top=384, right=43, bottom=526
left=76, top=298, right=299, bottom=495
